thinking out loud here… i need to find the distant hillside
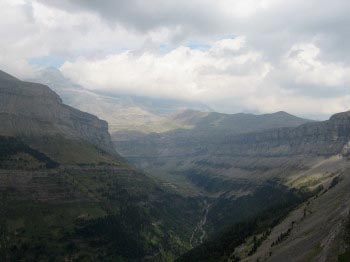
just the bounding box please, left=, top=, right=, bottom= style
left=31, top=67, right=211, bottom=133
left=170, top=109, right=312, bottom=134
left=113, top=109, right=312, bottom=156
left=113, top=109, right=313, bottom=192
left=117, top=108, right=350, bottom=262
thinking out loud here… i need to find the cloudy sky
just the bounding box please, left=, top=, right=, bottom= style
left=1, top=0, right=350, bottom=119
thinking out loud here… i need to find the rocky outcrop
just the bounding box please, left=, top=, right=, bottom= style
left=220, top=111, right=350, bottom=157
left=0, top=70, right=114, bottom=153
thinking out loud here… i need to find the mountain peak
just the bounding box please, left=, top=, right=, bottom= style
left=33, top=67, right=83, bottom=91
left=274, top=110, right=289, bottom=115
left=171, top=109, right=210, bottom=124
left=38, top=67, right=67, bottom=81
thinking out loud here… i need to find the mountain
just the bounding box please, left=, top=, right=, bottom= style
left=6, top=67, right=350, bottom=261
left=115, top=108, right=350, bottom=261
left=170, top=109, right=311, bottom=133
left=113, top=109, right=312, bottom=194
left=0, top=69, right=204, bottom=261
left=31, top=67, right=211, bottom=133
left=175, top=111, right=350, bottom=261
left=0, top=70, right=114, bottom=156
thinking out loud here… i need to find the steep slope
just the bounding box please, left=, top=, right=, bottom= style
left=0, top=70, right=114, bottom=158
left=179, top=156, right=350, bottom=262
left=245, top=161, right=350, bottom=262
left=31, top=67, right=211, bottom=133
left=0, top=70, right=203, bottom=261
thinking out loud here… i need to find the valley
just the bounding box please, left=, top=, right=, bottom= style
left=113, top=97, right=350, bottom=261
left=190, top=200, right=211, bottom=247
left=1, top=1, right=349, bottom=261
left=0, top=71, right=205, bottom=261
left=1, top=69, right=350, bottom=261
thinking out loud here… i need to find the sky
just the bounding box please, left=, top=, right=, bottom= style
left=1, top=0, right=350, bottom=119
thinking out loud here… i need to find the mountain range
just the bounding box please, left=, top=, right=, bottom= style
left=113, top=109, right=312, bottom=194
left=1, top=68, right=350, bottom=261
left=114, top=98, right=350, bottom=261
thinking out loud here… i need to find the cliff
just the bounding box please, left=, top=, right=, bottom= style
left=220, top=111, right=350, bottom=157
left=0, top=70, right=114, bottom=154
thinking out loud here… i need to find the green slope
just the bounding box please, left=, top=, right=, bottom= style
left=0, top=136, right=203, bottom=261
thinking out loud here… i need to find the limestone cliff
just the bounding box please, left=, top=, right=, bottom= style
left=221, top=111, right=350, bottom=157
left=0, top=70, right=114, bottom=154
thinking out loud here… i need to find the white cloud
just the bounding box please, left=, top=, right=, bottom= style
left=284, top=43, right=350, bottom=88
left=211, top=37, right=246, bottom=53
left=0, top=0, right=154, bottom=77
left=60, top=37, right=350, bottom=119
left=0, top=0, right=349, bottom=118
left=60, top=37, right=271, bottom=101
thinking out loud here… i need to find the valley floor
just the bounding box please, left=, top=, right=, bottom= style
left=190, top=200, right=211, bottom=247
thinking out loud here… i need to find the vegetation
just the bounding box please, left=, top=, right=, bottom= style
left=0, top=136, right=58, bottom=169
left=329, top=176, right=341, bottom=189
left=338, top=213, right=350, bottom=262
left=176, top=183, right=312, bottom=262
left=205, top=181, right=306, bottom=236
left=248, top=230, right=270, bottom=256
left=23, top=135, right=122, bottom=165
left=0, top=148, right=203, bottom=261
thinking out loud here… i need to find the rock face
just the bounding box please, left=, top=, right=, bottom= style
left=220, top=111, right=350, bottom=157
left=0, top=70, right=114, bottom=153
left=117, top=110, right=350, bottom=161
left=115, top=109, right=313, bottom=158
